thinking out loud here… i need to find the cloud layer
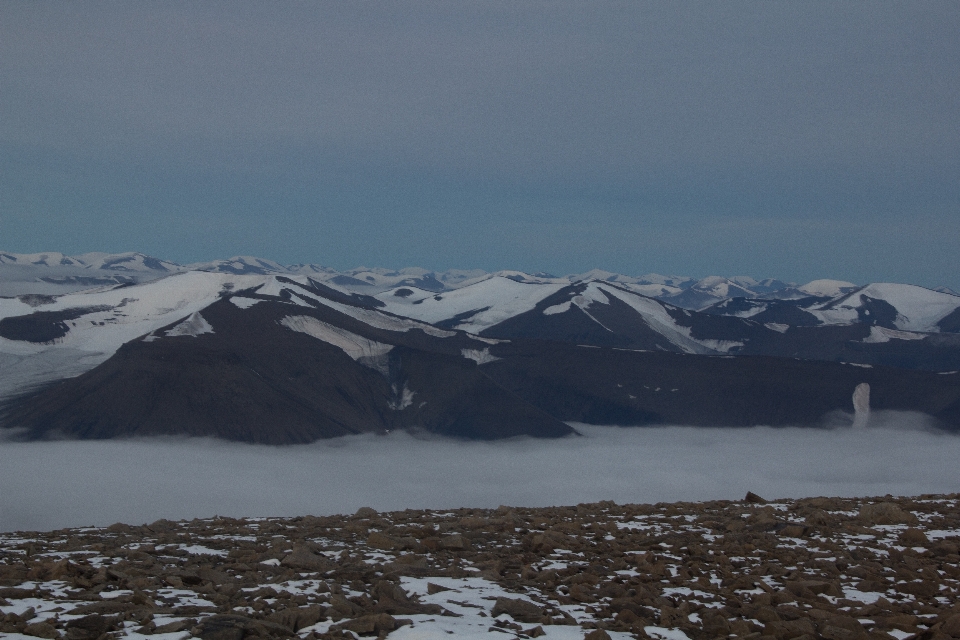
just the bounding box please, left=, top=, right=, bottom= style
left=2, top=416, right=957, bottom=533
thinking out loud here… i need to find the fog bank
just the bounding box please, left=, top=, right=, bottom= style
left=2, top=415, right=957, bottom=532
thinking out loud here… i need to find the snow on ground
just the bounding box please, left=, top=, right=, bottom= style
left=1, top=418, right=957, bottom=533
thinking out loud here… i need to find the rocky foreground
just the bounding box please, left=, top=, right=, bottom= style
left=1, top=494, right=959, bottom=640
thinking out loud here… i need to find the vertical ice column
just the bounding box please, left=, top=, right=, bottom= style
left=852, top=382, right=870, bottom=429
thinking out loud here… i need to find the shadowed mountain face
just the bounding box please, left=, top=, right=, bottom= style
left=2, top=271, right=960, bottom=443
left=0, top=295, right=574, bottom=443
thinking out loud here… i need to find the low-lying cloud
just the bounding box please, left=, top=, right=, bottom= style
left=2, top=414, right=957, bottom=533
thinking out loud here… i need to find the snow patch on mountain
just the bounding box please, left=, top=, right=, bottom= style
left=281, top=315, right=392, bottom=374
left=598, top=285, right=728, bottom=354
left=862, top=326, right=927, bottom=344
left=273, top=279, right=457, bottom=338
left=799, top=279, right=857, bottom=297
left=461, top=348, right=500, bottom=365
left=165, top=311, right=214, bottom=337
left=388, top=383, right=415, bottom=410
left=228, top=296, right=263, bottom=309
left=375, top=277, right=566, bottom=334
left=543, top=301, right=571, bottom=315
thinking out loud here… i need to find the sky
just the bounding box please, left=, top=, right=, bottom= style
left=2, top=420, right=958, bottom=533
left=2, top=2, right=958, bottom=288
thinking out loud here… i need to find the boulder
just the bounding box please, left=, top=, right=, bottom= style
left=819, top=615, right=868, bottom=640
left=942, top=613, right=960, bottom=638
left=366, top=532, right=397, bottom=550
left=898, top=528, right=929, bottom=546
left=859, top=502, right=918, bottom=525
left=280, top=545, right=333, bottom=572
left=24, top=621, right=60, bottom=639
left=491, top=597, right=545, bottom=623
left=336, top=613, right=397, bottom=635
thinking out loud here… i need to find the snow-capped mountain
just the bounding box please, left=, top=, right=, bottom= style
left=0, top=251, right=181, bottom=296
left=0, top=250, right=855, bottom=307
left=2, top=251, right=959, bottom=443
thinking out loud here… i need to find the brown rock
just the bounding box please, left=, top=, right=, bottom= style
left=804, top=509, right=837, bottom=526
left=491, top=597, right=544, bottom=623
left=427, top=582, right=452, bottom=594
left=192, top=614, right=293, bottom=640
left=439, top=534, right=469, bottom=550
left=525, top=625, right=546, bottom=637
left=267, top=605, right=326, bottom=632
left=584, top=630, right=612, bottom=640
left=782, top=618, right=817, bottom=638
left=702, top=609, right=731, bottom=636
left=280, top=545, right=333, bottom=572
left=747, top=507, right=780, bottom=530
left=64, top=615, right=113, bottom=640
left=901, top=581, right=939, bottom=598
left=755, top=606, right=781, bottom=624
left=942, top=614, right=960, bottom=637
left=69, top=601, right=138, bottom=616
left=820, top=615, right=869, bottom=640
left=858, top=502, right=918, bottom=526
left=353, top=507, right=378, bottom=519
left=778, top=524, right=807, bottom=537
left=24, top=621, right=60, bottom=639
left=785, top=580, right=841, bottom=598
left=898, top=528, right=929, bottom=546
left=725, top=519, right=746, bottom=532
left=337, top=613, right=397, bottom=635
left=366, top=532, right=398, bottom=550
left=154, top=619, right=195, bottom=633
left=569, top=584, right=597, bottom=603
left=746, top=492, right=768, bottom=504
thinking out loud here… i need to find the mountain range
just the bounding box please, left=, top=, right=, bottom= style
left=2, top=251, right=959, bottom=442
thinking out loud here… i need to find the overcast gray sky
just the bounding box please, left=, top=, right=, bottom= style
left=2, top=2, right=958, bottom=287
